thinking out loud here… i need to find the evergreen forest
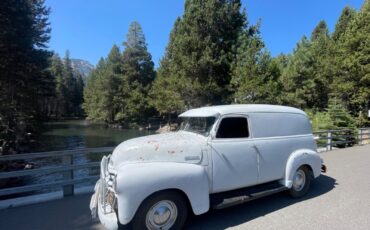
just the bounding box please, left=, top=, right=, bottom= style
left=1, top=0, right=369, bottom=154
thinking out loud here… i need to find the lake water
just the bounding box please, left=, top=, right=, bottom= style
left=23, top=120, right=155, bottom=195
left=36, top=120, right=154, bottom=151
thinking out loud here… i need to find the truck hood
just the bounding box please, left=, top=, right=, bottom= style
left=109, top=131, right=207, bottom=169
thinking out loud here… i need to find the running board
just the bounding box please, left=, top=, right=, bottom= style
left=212, top=184, right=288, bottom=210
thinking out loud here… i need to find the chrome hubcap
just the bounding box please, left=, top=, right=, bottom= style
left=293, top=169, right=306, bottom=191
left=146, top=200, right=177, bottom=230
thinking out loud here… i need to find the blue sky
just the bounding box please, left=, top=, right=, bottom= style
left=46, top=0, right=364, bottom=68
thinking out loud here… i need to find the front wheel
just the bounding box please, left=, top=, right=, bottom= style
left=132, top=191, right=188, bottom=230
left=289, top=166, right=312, bottom=198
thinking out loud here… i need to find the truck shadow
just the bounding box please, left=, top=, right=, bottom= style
left=186, top=174, right=336, bottom=230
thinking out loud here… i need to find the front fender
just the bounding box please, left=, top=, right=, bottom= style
left=115, top=162, right=210, bottom=225
left=282, top=149, right=322, bottom=188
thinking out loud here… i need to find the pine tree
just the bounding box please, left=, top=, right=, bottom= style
left=282, top=20, right=333, bottom=110
left=326, top=99, right=356, bottom=129
left=83, top=46, right=122, bottom=123
left=335, top=0, right=370, bottom=115
left=124, top=21, right=147, bottom=50
left=104, top=45, right=122, bottom=123
left=309, top=20, right=333, bottom=109
left=120, top=22, right=155, bottom=124
left=332, top=6, right=356, bottom=41
left=230, top=21, right=284, bottom=104
left=281, top=36, right=315, bottom=108
left=151, top=0, right=247, bottom=112
left=83, top=58, right=108, bottom=121
left=83, top=21, right=155, bottom=125
left=61, top=50, right=75, bottom=115
left=0, top=0, right=52, bottom=154
left=149, top=18, right=185, bottom=116
left=311, top=20, right=329, bottom=41
left=149, top=56, right=185, bottom=118
left=122, top=22, right=155, bottom=87
left=50, top=54, right=65, bottom=117
left=330, top=6, right=357, bottom=111
left=72, top=73, right=84, bottom=116
left=48, top=51, right=86, bottom=118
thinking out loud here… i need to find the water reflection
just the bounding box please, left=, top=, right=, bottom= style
left=30, top=120, right=154, bottom=192
left=37, top=120, right=154, bottom=151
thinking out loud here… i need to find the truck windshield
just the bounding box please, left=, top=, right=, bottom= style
left=179, top=116, right=216, bottom=136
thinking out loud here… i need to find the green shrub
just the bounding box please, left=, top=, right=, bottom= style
left=306, top=99, right=356, bottom=132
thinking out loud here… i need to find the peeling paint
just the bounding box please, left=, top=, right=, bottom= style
left=109, top=131, right=205, bottom=168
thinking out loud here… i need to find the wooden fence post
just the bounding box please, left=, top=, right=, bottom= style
left=62, top=154, right=74, bottom=196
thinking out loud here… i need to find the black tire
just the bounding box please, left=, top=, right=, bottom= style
left=117, top=222, right=131, bottom=230
left=288, top=166, right=312, bottom=198
left=131, top=191, right=188, bottom=230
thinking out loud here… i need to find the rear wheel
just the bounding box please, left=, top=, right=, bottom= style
left=132, top=191, right=188, bottom=230
left=289, top=166, right=311, bottom=198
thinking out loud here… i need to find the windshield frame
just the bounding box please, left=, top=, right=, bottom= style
left=178, top=116, right=217, bottom=137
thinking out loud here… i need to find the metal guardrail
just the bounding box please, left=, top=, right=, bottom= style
left=313, top=127, right=370, bottom=151
left=0, top=128, right=369, bottom=199
left=0, top=147, right=114, bottom=197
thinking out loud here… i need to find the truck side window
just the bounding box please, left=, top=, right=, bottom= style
left=216, top=117, right=249, bottom=138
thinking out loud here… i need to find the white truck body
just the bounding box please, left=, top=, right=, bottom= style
left=91, top=104, right=323, bottom=229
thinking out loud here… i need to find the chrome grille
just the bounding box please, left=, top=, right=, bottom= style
left=100, top=155, right=117, bottom=214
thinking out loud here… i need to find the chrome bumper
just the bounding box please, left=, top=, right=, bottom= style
left=89, top=180, right=100, bottom=219
left=99, top=155, right=117, bottom=214
left=90, top=155, right=118, bottom=229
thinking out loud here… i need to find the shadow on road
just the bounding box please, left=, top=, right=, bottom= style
left=186, top=175, right=336, bottom=230
left=0, top=175, right=335, bottom=230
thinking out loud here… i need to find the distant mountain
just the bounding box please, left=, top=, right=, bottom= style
left=71, top=59, right=94, bottom=80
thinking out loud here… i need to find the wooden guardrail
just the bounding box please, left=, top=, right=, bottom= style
left=0, top=128, right=369, bottom=199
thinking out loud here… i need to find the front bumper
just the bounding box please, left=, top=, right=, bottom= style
left=97, top=190, right=119, bottom=230
left=90, top=180, right=119, bottom=230
left=90, top=155, right=119, bottom=230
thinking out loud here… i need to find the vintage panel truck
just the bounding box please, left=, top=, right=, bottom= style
left=90, top=104, right=326, bottom=230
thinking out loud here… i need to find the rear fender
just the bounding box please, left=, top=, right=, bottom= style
left=281, top=149, right=322, bottom=188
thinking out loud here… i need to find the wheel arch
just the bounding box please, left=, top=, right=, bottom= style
left=115, top=162, right=210, bottom=225
left=300, top=164, right=314, bottom=179
left=138, top=188, right=194, bottom=215
left=281, top=149, right=322, bottom=188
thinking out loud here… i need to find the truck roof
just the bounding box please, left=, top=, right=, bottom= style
left=179, top=104, right=306, bottom=117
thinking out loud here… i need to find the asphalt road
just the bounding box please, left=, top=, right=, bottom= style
left=0, top=145, right=369, bottom=230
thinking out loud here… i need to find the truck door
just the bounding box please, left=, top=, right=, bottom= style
left=211, top=115, right=258, bottom=193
